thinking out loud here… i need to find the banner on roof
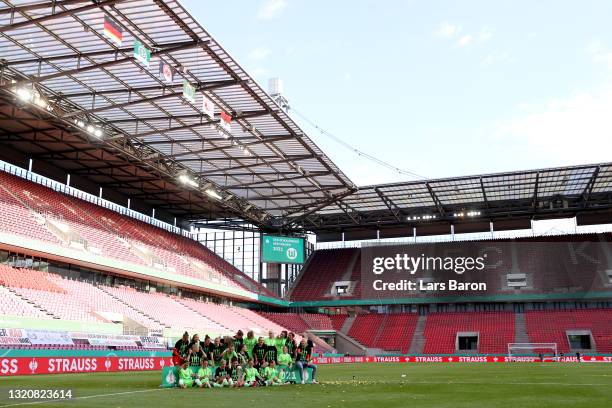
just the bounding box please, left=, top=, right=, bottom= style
left=103, top=16, right=123, bottom=46
left=133, top=40, right=151, bottom=67
left=158, top=61, right=174, bottom=83
left=182, top=80, right=196, bottom=103
left=25, top=330, right=73, bottom=346
left=202, top=95, right=215, bottom=119
left=0, top=328, right=30, bottom=346
left=219, top=111, right=232, bottom=133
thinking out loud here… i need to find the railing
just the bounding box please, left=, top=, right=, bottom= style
left=315, top=225, right=612, bottom=250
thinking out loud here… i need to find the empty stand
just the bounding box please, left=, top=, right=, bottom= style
left=423, top=312, right=514, bottom=354
left=0, top=171, right=272, bottom=297
left=301, top=313, right=334, bottom=330
left=258, top=312, right=309, bottom=333
left=101, top=286, right=222, bottom=332
left=291, top=248, right=359, bottom=301
left=525, top=309, right=612, bottom=353
left=0, top=286, right=48, bottom=318
left=347, top=313, right=418, bottom=352
left=329, top=314, right=348, bottom=331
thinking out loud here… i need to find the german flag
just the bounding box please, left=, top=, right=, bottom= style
left=220, top=111, right=232, bottom=133
left=103, top=16, right=123, bottom=46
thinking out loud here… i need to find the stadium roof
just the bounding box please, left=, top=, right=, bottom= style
left=0, top=0, right=354, bottom=226
left=1, top=1, right=611, bottom=239
left=285, top=162, right=612, bottom=241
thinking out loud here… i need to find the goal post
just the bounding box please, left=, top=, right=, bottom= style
left=507, top=343, right=558, bottom=360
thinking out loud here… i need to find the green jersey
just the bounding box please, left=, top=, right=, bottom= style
left=265, top=337, right=276, bottom=348
left=278, top=353, right=292, bottom=366
left=197, top=366, right=213, bottom=380
left=263, top=366, right=277, bottom=381
left=243, top=337, right=257, bottom=357
left=244, top=367, right=259, bottom=382
left=179, top=367, right=193, bottom=381
left=275, top=338, right=285, bottom=354
left=222, top=350, right=238, bottom=364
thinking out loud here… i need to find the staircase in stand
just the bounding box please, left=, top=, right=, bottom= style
left=408, top=315, right=427, bottom=354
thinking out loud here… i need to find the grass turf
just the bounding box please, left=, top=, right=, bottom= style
left=1, top=363, right=612, bottom=408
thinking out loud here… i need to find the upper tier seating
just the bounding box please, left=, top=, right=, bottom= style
left=291, top=234, right=612, bottom=301
left=0, top=171, right=273, bottom=298
left=290, top=248, right=359, bottom=301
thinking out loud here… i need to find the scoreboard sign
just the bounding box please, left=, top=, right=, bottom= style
left=261, top=235, right=305, bottom=264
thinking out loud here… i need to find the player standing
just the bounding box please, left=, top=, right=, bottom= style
left=243, top=330, right=257, bottom=358
left=252, top=337, right=267, bottom=367
left=173, top=331, right=190, bottom=366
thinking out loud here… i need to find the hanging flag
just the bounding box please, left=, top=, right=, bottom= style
left=133, top=40, right=151, bottom=67
left=220, top=111, right=232, bottom=133
left=202, top=95, right=215, bottom=119
left=103, top=16, right=123, bottom=46
left=182, top=80, right=196, bottom=104
left=158, top=61, right=174, bottom=83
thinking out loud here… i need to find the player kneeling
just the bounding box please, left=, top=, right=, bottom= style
left=244, top=359, right=262, bottom=387
left=196, top=359, right=213, bottom=388
left=263, top=360, right=283, bottom=386
left=178, top=362, right=196, bottom=389
left=214, top=359, right=232, bottom=388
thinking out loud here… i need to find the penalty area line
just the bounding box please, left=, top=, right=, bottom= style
left=0, top=388, right=167, bottom=407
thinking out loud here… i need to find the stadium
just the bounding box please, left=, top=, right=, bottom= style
left=0, top=0, right=612, bottom=407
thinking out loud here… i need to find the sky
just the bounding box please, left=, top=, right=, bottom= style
left=183, top=0, right=612, bottom=186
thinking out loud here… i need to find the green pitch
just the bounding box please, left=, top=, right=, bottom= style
left=1, top=363, right=612, bottom=408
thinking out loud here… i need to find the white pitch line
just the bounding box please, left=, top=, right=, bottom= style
left=0, top=388, right=166, bottom=407
left=328, top=380, right=612, bottom=387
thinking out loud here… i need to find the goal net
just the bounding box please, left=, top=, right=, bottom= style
left=507, top=343, right=558, bottom=360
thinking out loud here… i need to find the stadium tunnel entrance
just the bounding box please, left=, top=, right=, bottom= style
left=457, top=332, right=479, bottom=353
